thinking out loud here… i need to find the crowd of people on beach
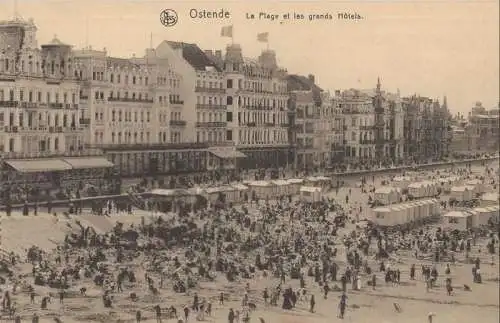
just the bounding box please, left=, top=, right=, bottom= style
left=0, top=160, right=498, bottom=323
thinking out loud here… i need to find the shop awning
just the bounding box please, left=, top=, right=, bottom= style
left=63, top=157, right=114, bottom=169
left=5, top=159, right=73, bottom=173
left=209, top=149, right=247, bottom=159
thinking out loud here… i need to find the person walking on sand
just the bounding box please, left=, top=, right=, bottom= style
left=428, top=312, right=436, bottom=323
left=228, top=308, right=235, bottom=323
left=338, top=292, right=347, bottom=319
left=309, top=294, right=315, bottom=313
left=136, top=310, right=142, bottom=323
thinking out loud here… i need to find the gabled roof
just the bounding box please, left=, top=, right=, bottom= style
left=167, top=41, right=221, bottom=72
left=287, top=75, right=323, bottom=106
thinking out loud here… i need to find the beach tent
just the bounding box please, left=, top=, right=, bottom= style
left=480, top=192, right=499, bottom=207
left=374, top=186, right=400, bottom=205
left=248, top=180, right=275, bottom=200
left=408, top=182, right=426, bottom=198
left=429, top=198, right=441, bottom=217
left=466, top=179, right=485, bottom=195
left=286, top=178, right=304, bottom=195
left=450, top=186, right=474, bottom=202
left=442, top=211, right=473, bottom=231
left=299, top=186, right=322, bottom=203
left=231, top=183, right=249, bottom=203
left=392, top=176, right=413, bottom=189
left=388, top=205, right=407, bottom=226
left=371, top=207, right=393, bottom=226
left=471, top=207, right=492, bottom=227
left=272, top=179, right=291, bottom=197
left=485, top=205, right=500, bottom=223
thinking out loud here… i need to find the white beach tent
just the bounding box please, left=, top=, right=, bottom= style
left=450, top=186, right=474, bottom=202
left=466, top=179, right=485, bottom=195
left=486, top=205, right=500, bottom=223
left=272, top=179, right=291, bottom=197
left=232, top=183, right=249, bottom=203
left=471, top=207, right=491, bottom=227
left=392, top=176, right=413, bottom=189
left=374, top=186, right=400, bottom=205
left=248, top=180, right=275, bottom=200
left=408, top=182, right=426, bottom=198
left=442, top=211, right=473, bottom=231
left=299, top=186, right=322, bottom=203
left=286, top=178, right=304, bottom=195
left=480, top=192, right=499, bottom=207
left=371, top=207, right=393, bottom=226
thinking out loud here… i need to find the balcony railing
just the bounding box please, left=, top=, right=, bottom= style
left=359, top=140, right=376, bottom=144
left=0, top=100, right=18, bottom=108
left=79, top=118, right=91, bottom=125
left=264, top=123, right=275, bottom=127
left=196, top=104, right=226, bottom=110
left=49, top=103, right=64, bottom=109
left=19, top=102, right=38, bottom=109
left=87, top=142, right=209, bottom=151
left=195, top=122, right=227, bottom=128
left=169, top=120, right=187, bottom=126
left=79, top=96, right=89, bottom=100
left=359, top=125, right=374, bottom=130
left=195, top=87, right=225, bottom=93
left=170, top=100, right=184, bottom=105
left=205, top=141, right=235, bottom=147
left=108, top=97, right=154, bottom=103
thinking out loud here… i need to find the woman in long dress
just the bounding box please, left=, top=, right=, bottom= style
left=356, top=276, right=361, bottom=290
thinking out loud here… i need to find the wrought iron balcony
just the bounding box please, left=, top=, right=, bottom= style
left=79, top=118, right=91, bottom=125
left=108, top=97, right=154, bottom=103
left=170, top=100, right=184, bottom=105
left=0, top=100, right=18, bottom=108
left=195, top=86, right=226, bottom=94
left=195, top=122, right=227, bottom=128
left=196, top=104, right=226, bottom=110
left=87, top=142, right=209, bottom=151
left=169, top=120, right=187, bottom=126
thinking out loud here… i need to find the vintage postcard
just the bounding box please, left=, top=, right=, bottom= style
left=0, top=0, right=498, bottom=323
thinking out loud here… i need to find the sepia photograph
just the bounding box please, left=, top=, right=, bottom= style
left=0, top=0, right=498, bottom=322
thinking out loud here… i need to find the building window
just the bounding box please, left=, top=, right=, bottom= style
left=227, top=96, right=233, bottom=105
left=110, top=74, right=114, bottom=83
left=226, top=130, right=233, bottom=141
left=226, top=111, right=233, bottom=122
left=226, top=79, right=233, bottom=89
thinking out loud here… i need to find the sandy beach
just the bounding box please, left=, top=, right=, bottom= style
left=1, top=163, right=499, bottom=323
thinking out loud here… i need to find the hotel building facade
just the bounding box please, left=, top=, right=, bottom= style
left=0, top=18, right=116, bottom=203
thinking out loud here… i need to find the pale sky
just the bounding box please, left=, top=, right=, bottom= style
left=1, top=0, right=498, bottom=114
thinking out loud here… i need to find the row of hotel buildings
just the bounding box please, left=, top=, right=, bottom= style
left=0, top=17, right=496, bottom=190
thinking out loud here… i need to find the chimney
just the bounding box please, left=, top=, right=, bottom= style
left=308, top=74, right=315, bottom=84
left=215, top=50, right=222, bottom=59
